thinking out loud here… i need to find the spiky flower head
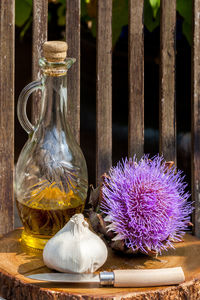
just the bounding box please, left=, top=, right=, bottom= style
left=100, top=155, right=192, bottom=254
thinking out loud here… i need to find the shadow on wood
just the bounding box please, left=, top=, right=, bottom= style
left=1, top=229, right=200, bottom=299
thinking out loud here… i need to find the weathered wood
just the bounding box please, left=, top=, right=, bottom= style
left=0, top=0, right=14, bottom=234
left=159, top=0, right=176, bottom=162
left=66, top=0, right=81, bottom=143
left=96, top=0, right=112, bottom=184
left=191, top=0, right=200, bottom=237
left=32, top=0, right=48, bottom=123
left=1, top=230, right=200, bottom=299
left=128, top=0, right=144, bottom=159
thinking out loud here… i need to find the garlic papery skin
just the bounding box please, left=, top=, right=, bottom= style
left=43, top=213, right=108, bottom=273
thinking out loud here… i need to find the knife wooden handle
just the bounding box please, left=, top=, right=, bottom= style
left=113, top=267, right=185, bottom=287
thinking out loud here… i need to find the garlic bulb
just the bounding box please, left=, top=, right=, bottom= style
left=43, top=213, right=108, bottom=273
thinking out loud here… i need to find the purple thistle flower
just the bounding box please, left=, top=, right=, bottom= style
left=100, top=155, right=193, bottom=254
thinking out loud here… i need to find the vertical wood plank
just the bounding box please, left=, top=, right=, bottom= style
left=159, top=0, right=176, bottom=162
left=96, top=0, right=112, bottom=184
left=128, top=0, right=144, bottom=159
left=192, top=0, right=200, bottom=237
left=32, top=0, right=48, bottom=122
left=66, top=0, right=80, bottom=143
left=0, top=0, right=15, bottom=234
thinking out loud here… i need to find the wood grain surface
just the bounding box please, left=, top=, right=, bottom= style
left=66, top=0, right=81, bottom=144
left=96, top=0, right=112, bottom=184
left=0, top=0, right=14, bottom=234
left=128, top=0, right=144, bottom=159
left=0, top=230, right=200, bottom=299
left=32, top=0, right=48, bottom=123
left=191, top=0, right=200, bottom=237
left=159, top=0, right=176, bottom=162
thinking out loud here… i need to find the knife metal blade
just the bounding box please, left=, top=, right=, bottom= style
left=28, top=272, right=100, bottom=283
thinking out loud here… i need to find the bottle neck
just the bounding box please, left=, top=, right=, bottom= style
left=37, top=57, right=76, bottom=131
left=40, top=74, right=68, bottom=130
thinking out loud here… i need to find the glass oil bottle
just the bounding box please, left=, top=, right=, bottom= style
left=15, top=41, right=88, bottom=249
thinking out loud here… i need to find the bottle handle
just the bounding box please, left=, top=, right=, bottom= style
left=17, top=80, right=43, bottom=134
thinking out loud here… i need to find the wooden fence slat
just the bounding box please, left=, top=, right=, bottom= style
left=192, top=0, right=200, bottom=237
left=66, top=0, right=81, bottom=143
left=96, top=0, right=112, bottom=184
left=159, top=0, right=176, bottom=162
left=32, top=0, right=48, bottom=122
left=128, top=0, right=144, bottom=159
left=0, top=0, right=15, bottom=234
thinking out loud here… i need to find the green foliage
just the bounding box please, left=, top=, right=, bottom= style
left=15, top=0, right=32, bottom=27
left=112, top=0, right=128, bottom=46
left=144, top=0, right=160, bottom=33
left=144, top=0, right=193, bottom=45
left=177, top=0, right=192, bottom=45
left=82, top=0, right=129, bottom=45
left=149, top=0, right=160, bottom=18
left=15, top=0, right=32, bottom=38
left=15, top=0, right=193, bottom=46
left=57, top=4, right=65, bottom=26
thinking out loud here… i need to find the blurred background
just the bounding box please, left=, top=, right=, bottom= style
left=15, top=0, right=192, bottom=187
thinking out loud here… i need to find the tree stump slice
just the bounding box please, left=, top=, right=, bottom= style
left=0, top=229, right=200, bottom=299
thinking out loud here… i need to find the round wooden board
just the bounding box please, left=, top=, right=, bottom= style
left=0, top=229, right=200, bottom=299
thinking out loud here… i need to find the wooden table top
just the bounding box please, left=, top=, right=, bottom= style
left=0, top=229, right=200, bottom=299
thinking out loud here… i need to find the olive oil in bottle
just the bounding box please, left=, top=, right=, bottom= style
left=16, top=197, right=84, bottom=249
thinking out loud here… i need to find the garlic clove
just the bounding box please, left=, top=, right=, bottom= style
left=43, top=213, right=108, bottom=273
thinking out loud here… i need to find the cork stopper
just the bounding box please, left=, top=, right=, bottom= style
left=43, top=41, right=68, bottom=62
